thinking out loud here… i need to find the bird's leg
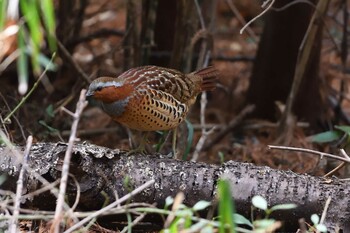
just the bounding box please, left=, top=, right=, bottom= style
left=126, top=128, right=137, bottom=149
left=127, top=131, right=150, bottom=155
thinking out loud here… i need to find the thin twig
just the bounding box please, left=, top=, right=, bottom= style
left=190, top=1, right=217, bottom=161
left=120, top=204, right=155, bottom=233
left=60, top=106, right=76, bottom=118
left=192, top=126, right=216, bottom=162
left=340, top=148, right=350, bottom=160
left=240, top=0, right=275, bottom=34
left=271, top=0, right=316, bottom=12
left=57, top=40, right=91, bottom=84
left=8, top=135, right=33, bottom=233
left=323, top=162, right=346, bottom=177
left=64, top=179, right=155, bottom=233
left=268, top=145, right=350, bottom=163
left=320, top=197, right=331, bottom=225
left=194, top=0, right=205, bottom=29
left=52, top=89, right=88, bottom=233
left=21, top=180, right=60, bottom=200
left=203, top=105, right=255, bottom=151
left=225, top=0, right=258, bottom=42
left=3, top=202, right=153, bottom=218
left=0, top=49, right=19, bottom=73
left=67, top=28, right=124, bottom=47
left=0, top=93, right=26, bottom=140
left=66, top=174, right=81, bottom=223
left=323, top=149, right=350, bottom=177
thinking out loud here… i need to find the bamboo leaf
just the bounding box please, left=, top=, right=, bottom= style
left=0, top=0, right=7, bottom=30
left=17, top=26, right=28, bottom=95
left=20, top=0, right=42, bottom=74
left=41, top=0, right=56, bottom=52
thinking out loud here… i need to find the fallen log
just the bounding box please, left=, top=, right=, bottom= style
left=0, top=142, right=349, bottom=231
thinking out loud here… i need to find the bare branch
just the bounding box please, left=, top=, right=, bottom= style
left=268, top=145, right=350, bottom=163
left=52, top=89, right=88, bottom=232
left=9, top=135, right=32, bottom=233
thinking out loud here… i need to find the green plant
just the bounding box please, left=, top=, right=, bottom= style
left=247, top=195, right=297, bottom=231
left=0, top=0, right=57, bottom=95
left=161, top=196, right=212, bottom=233
left=218, top=179, right=236, bottom=233
left=310, top=214, right=327, bottom=233
left=308, top=125, right=350, bottom=145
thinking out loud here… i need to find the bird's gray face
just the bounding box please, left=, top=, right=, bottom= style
left=86, top=78, right=123, bottom=98
left=86, top=78, right=130, bottom=117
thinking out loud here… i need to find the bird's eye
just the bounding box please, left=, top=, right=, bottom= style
left=96, top=86, right=103, bottom=92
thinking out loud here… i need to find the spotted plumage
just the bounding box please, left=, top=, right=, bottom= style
left=86, top=65, right=219, bottom=131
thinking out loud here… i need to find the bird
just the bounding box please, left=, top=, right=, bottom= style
left=86, top=65, right=219, bottom=154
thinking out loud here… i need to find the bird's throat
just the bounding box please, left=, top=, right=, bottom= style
left=102, top=97, right=130, bottom=117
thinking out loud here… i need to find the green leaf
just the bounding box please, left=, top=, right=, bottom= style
left=178, top=203, right=187, bottom=210
left=311, top=214, right=319, bottom=225
left=316, top=224, right=327, bottom=232
left=183, top=119, right=194, bottom=160
left=17, top=26, right=29, bottom=95
left=270, top=203, right=297, bottom=212
left=233, top=213, right=253, bottom=227
left=38, top=120, right=58, bottom=133
left=45, top=104, right=55, bottom=118
left=20, top=0, right=42, bottom=74
left=254, top=219, right=275, bottom=229
left=218, top=151, right=225, bottom=164
left=307, top=130, right=342, bottom=143
left=168, top=217, right=181, bottom=232
left=218, top=179, right=236, bottom=233
left=0, top=0, right=7, bottom=30
left=335, top=125, right=350, bottom=135
left=198, top=224, right=213, bottom=233
left=184, top=214, right=192, bottom=229
left=192, top=200, right=211, bottom=211
left=175, top=208, right=192, bottom=217
left=252, top=195, right=268, bottom=210
left=41, top=0, right=56, bottom=52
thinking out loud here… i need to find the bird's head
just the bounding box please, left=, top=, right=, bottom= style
left=86, top=77, right=133, bottom=117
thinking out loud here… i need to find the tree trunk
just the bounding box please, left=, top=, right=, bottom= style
left=247, top=0, right=325, bottom=126
left=0, top=143, right=349, bottom=231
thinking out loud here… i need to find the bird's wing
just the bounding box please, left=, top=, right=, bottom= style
left=124, top=66, right=199, bottom=103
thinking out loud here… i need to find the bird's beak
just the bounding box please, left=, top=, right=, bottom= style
left=85, top=89, right=94, bottom=97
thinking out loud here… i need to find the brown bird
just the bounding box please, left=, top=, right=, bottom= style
left=86, top=65, right=219, bottom=153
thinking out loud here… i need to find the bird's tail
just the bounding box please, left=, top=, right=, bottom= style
left=193, top=66, right=219, bottom=91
